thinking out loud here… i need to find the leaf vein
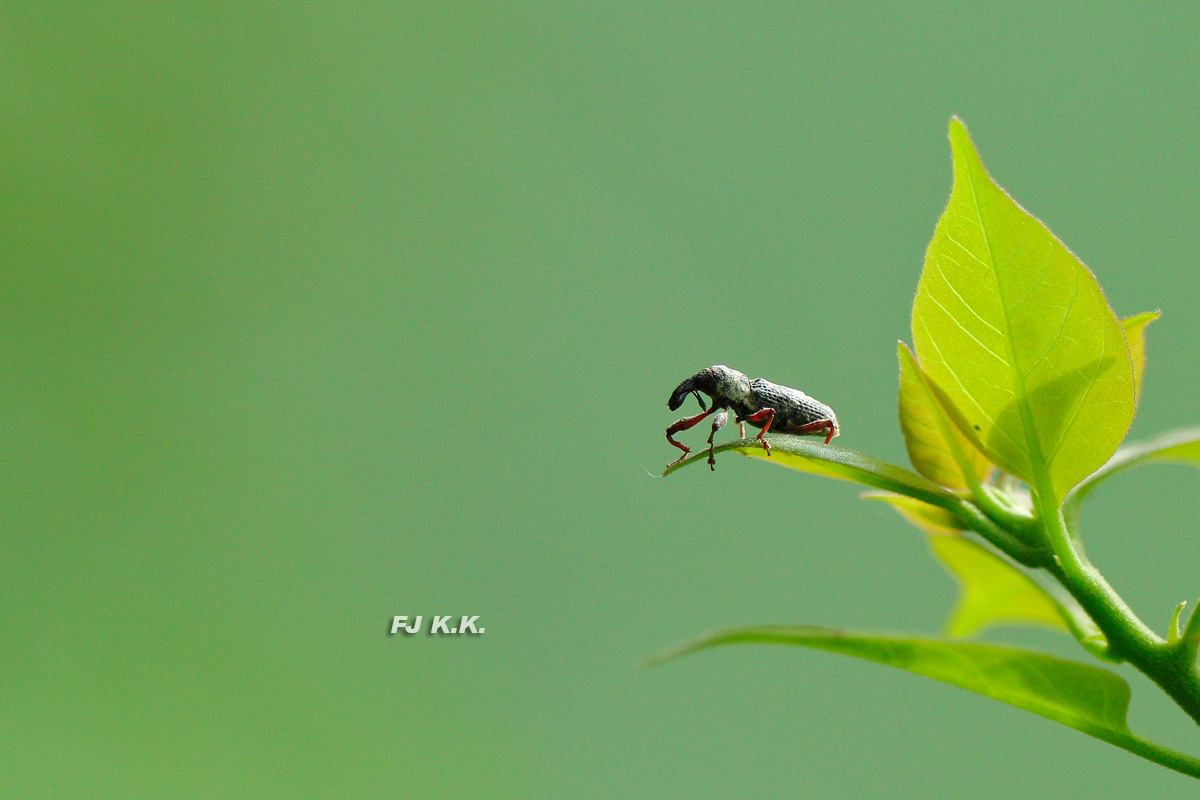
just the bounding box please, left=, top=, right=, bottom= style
left=924, top=288, right=1007, bottom=365
left=935, top=257, right=1004, bottom=338
left=1046, top=298, right=1107, bottom=464
left=959, top=147, right=1041, bottom=467
left=917, top=318, right=1026, bottom=456
left=1022, top=262, right=1079, bottom=379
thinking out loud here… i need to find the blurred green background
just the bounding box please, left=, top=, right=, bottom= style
left=4, top=3, right=1200, bottom=797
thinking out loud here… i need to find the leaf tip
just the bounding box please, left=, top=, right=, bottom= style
left=947, top=116, right=981, bottom=167
left=948, top=115, right=974, bottom=147
left=1123, top=309, right=1162, bottom=327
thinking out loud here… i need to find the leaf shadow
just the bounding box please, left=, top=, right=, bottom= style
left=926, top=354, right=1123, bottom=483
left=990, top=354, right=1123, bottom=470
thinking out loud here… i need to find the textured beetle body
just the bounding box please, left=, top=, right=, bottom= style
left=666, top=365, right=839, bottom=469
left=738, top=378, right=839, bottom=436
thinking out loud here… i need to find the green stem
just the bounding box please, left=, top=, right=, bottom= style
left=1036, top=478, right=1200, bottom=728
left=1103, top=730, right=1200, bottom=780
left=970, top=482, right=1040, bottom=547
left=947, top=497, right=1050, bottom=569
left=1040, top=491, right=1160, bottom=652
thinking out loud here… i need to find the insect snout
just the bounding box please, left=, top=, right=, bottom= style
left=667, top=373, right=710, bottom=412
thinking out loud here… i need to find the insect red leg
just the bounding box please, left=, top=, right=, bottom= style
left=740, top=408, right=776, bottom=456
left=795, top=418, right=838, bottom=444
left=666, top=406, right=717, bottom=465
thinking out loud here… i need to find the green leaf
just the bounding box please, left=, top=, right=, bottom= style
left=898, top=341, right=991, bottom=490
left=926, top=532, right=1072, bottom=638
left=1182, top=600, right=1200, bottom=665
left=867, top=489, right=1068, bottom=636
left=651, top=626, right=1200, bottom=778
left=1122, top=311, right=1159, bottom=404
left=912, top=118, right=1135, bottom=500
left=663, top=437, right=958, bottom=510
left=1067, top=426, right=1200, bottom=513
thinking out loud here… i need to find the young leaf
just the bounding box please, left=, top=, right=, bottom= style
left=1067, top=426, right=1200, bottom=513
left=1122, top=311, right=1159, bottom=404
left=912, top=118, right=1135, bottom=500
left=926, top=533, right=1072, bottom=638
left=651, top=626, right=1200, bottom=779
left=865, top=491, right=964, bottom=536
left=865, top=493, right=1103, bottom=647
left=664, top=438, right=958, bottom=510
left=898, top=341, right=991, bottom=490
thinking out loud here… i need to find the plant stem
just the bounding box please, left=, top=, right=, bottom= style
left=1104, top=730, right=1200, bottom=780
left=1037, top=479, right=1200, bottom=727
left=948, top=497, right=1050, bottom=569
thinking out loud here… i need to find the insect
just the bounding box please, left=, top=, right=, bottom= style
left=665, top=365, right=839, bottom=470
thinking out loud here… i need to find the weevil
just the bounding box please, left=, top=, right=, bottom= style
left=665, top=365, right=839, bottom=470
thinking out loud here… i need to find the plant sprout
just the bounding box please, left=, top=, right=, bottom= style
left=656, top=118, right=1200, bottom=780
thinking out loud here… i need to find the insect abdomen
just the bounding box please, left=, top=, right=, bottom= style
left=746, top=379, right=839, bottom=437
